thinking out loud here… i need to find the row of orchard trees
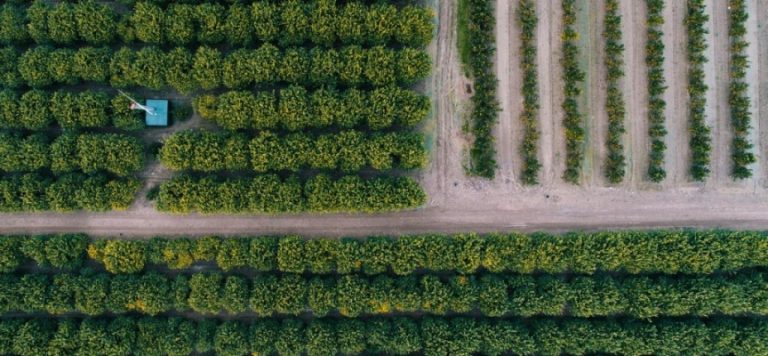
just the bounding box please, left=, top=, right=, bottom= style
left=0, top=89, right=143, bottom=130
left=1, top=269, right=766, bottom=318
left=2, top=45, right=430, bottom=91
left=0, top=316, right=764, bottom=356
left=157, top=174, right=426, bottom=214
left=0, top=1, right=433, bottom=48
left=0, top=173, right=139, bottom=212
left=159, top=130, right=426, bottom=173
left=194, top=87, right=429, bottom=131
left=3, top=231, right=765, bottom=275
left=0, top=133, right=143, bottom=177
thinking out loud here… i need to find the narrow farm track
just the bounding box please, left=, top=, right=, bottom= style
left=747, top=0, right=766, bottom=189
left=662, top=0, right=690, bottom=187
left=622, top=0, right=650, bottom=188
left=493, top=0, right=523, bottom=183
left=707, top=0, right=732, bottom=186
left=537, top=0, right=565, bottom=186
left=704, top=0, right=727, bottom=186
left=583, top=0, right=607, bottom=186
left=758, top=0, right=768, bottom=188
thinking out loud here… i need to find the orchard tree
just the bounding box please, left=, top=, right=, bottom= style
left=20, top=90, right=52, bottom=130
left=280, top=0, right=310, bottom=46
left=165, top=48, right=195, bottom=94
left=225, top=4, right=253, bottom=46
left=166, top=4, right=195, bottom=45
left=0, top=47, right=21, bottom=88
left=74, top=1, right=116, bottom=45
left=251, top=1, right=279, bottom=43
left=19, top=46, right=53, bottom=88
left=73, top=47, right=111, bottom=83
left=0, top=4, right=27, bottom=44
left=196, top=3, right=226, bottom=44
left=48, top=49, right=78, bottom=85
left=338, top=2, right=366, bottom=45
left=132, top=2, right=164, bottom=44
left=193, top=46, right=222, bottom=90
left=47, top=2, right=77, bottom=44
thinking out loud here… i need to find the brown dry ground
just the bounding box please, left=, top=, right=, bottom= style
left=2, top=0, right=768, bottom=237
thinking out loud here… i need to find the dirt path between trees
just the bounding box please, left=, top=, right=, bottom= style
left=5, top=0, right=768, bottom=236
left=622, top=0, right=650, bottom=188
left=707, top=0, right=732, bottom=186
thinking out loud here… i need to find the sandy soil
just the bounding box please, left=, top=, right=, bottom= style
left=4, top=0, right=768, bottom=236
left=493, top=0, right=524, bottom=184
left=707, top=0, right=731, bottom=186
left=663, top=0, right=691, bottom=186
left=622, top=0, right=650, bottom=188
left=580, top=0, right=607, bottom=186
left=537, top=0, right=565, bottom=186
left=757, top=0, right=768, bottom=187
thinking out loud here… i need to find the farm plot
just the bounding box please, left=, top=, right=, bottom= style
left=0, top=0, right=435, bottom=214
left=0, top=232, right=766, bottom=354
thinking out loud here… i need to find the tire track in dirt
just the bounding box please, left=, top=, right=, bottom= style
left=622, top=0, right=649, bottom=188
left=662, top=0, right=690, bottom=187
left=757, top=0, right=768, bottom=188
left=538, top=0, right=564, bottom=186
left=579, top=0, right=607, bottom=186
left=745, top=0, right=765, bottom=189
left=494, top=0, right=523, bottom=183
left=706, top=0, right=732, bottom=186
left=421, top=0, right=466, bottom=206
left=704, top=0, right=727, bottom=188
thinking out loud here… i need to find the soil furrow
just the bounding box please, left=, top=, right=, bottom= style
left=622, top=0, right=650, bottom=188
left=663, top=0, right=690, bottom=187
left=494, top=0, right=523, bottom=184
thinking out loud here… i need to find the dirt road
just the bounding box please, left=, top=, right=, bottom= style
left=622, top=0, right=649, bottom=188
left=4, top=0, right=768, bottom=236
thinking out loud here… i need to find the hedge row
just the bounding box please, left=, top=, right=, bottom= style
left=0, top=1, right=433, bottom=48
left=3, top=45, right=430, bottom=91
left=159, top=130, right=426, bottom=173
left=727, top=0, right=755, bottom=179
left=0, top=316, right=765, bottom=356
left=0, top=173, right=140, bottom=212
left=194, top=86, right=430, bottom=131
left=2, top=270, right=765, bottom=318
left=517, top=0, right=540, bottom=185
left=0, top=132, right=144, bottom=177
left=0, top=89, right=143, bottom=131
left=646, top=0, right=667, bottom=182
left=686, top=0, right=712, bottom=181
left=462, top=0, right=498, bottom=178
left=561, top=0, right=586, bottom=183
left=157, top=174, right=426, bottom=214
left=4, top=231, right=764, bottom=275
left=603, top=0, right=626, bottom=183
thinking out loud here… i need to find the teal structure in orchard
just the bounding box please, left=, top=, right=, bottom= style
left=144, top=99, right=168, bottom=127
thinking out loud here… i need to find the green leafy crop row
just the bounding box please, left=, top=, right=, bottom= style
left=686, top=0, right=712, bottom=181
left=0, top=132, right=144, bottom=177
left=727, top=0, right=755, bottom=179
left=646, top=0, right=668, bottom=182
left=2, top=270, right=766, bottom=319
left=0, top=1, right=433, bottom=48
left=159, top=130, right=426, bottom=173
left=561, top=0, right=586, bottom=183
left=194, top=86, right=429, bottom=131
left=1, top=45, right=430, bottom=91
left=157, top=174, right=426, bottom=214
left=0, top=89, right=143, bottom=131
left=0, top=316, right=765, bottom=356
left=460, top=0, right=499, bottom=178
left=603, top=0, right=626, bottom=183
left=0, top=173, right=139, bottom=212
left=517, top=0, right=540, bottom=185
left=3, top=231, right=766, bottom=275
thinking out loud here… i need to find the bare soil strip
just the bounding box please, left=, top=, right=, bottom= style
left=622, top=0, right=650, bottom=188
left=493, top=0, right=523, bottom=183
left=537, top=0, right=565, bottom=186
left=707, top=0, right=732, bottom=186
left=662, top=0, right=691, bottom=187
left=704, top=0, right=727, bottom=187
left=758, top=0, right=768, bottom=188
left=745, top=0, right=765, bottom=189
left=580, top=0, right=607, bottom=186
